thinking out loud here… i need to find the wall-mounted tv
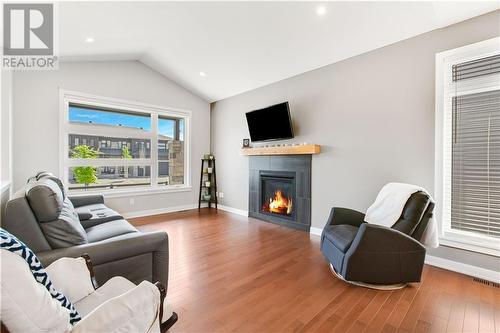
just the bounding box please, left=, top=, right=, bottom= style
left=245, top=102, right=294, bottom=142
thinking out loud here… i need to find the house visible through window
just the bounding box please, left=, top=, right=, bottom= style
left=436, top=38, right=500, bottom=255
left=62, top=92, right=190, bottom=192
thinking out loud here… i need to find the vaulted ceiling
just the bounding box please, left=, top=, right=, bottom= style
left=59, top=1, right=499, bottom=102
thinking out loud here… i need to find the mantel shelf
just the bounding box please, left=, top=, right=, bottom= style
left=240, top=144, right=321, bottom=156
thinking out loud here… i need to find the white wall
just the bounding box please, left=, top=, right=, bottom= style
left=12, top=60, right=210, bottom=214
left=1, top=70, right=13, bottom=185
left=1, top=70, right=14, bottom=222
left=211, top=11, right=500, bottom=271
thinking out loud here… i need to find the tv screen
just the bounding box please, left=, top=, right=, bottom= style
left=245, top=102, right=294, bottom=142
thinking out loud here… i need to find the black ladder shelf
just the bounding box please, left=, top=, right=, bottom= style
left=198, top=157, right=218, bottom=210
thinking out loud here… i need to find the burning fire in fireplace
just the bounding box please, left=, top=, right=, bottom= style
left=262, top=190, right=293, bottom=215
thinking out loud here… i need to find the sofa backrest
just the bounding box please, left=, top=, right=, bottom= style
left=4, top=186, right=52, bottom=252
left=36, top=172, right=66, bottom=199
left=4, top=174, right=88, bottom=251
left=391, top=191, right=434, bottom=240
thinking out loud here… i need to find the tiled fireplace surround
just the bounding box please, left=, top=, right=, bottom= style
left=248, top=155, right=311, bottom=231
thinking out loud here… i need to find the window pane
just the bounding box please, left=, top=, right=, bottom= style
left=68, top=106, right=152, bottom=159
left=68, top=166, right=151, bottom=190
left=68, top=135, right=151, bottom=159
left=158, top=117, right=175, bottom=138
left=69, top=105, right=151, bottom=131
left=158, top=161, right=169, bottom=185
left=451, top=89, right=500, bottom=238
left=158, top=116, right=184, bottom=185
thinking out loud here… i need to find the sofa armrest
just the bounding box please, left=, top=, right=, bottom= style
left=69, top=194, right=104, bottom=208
left=348, top=223, right=426, bottom=254
left=325, top=207, right=366, bottom=228
left=37, top=231, right=169, bottom=289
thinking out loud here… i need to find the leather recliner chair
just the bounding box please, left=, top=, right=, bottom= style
left=2, top=172, right=169, bottom=289
left=320, top=192, right=434, bottom=288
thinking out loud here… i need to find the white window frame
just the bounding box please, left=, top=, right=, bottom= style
left=435, top=37, right=500, bottom=257
left=59, top=89, right=192, bottom=197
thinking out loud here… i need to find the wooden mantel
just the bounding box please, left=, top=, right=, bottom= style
left=240, top=144, right=320, bottom=156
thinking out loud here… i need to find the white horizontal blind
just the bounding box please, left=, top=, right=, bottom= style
left=451, top=55, right=500, bottom=238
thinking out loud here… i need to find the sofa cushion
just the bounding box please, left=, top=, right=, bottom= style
left=74, top=276, right=136, bottom=317
left=45, top=257, right=95, bottom=304
left=76, top=204, right=123, bottom=229
left=26, top=178, right=88, bottom=248
left=85, top=220, right=138, bottom=243
left=39, top=197, right=88, bottom=248
left=322, top=224, right=359, bottom=253
left=26, top=178, right=64, bottom=222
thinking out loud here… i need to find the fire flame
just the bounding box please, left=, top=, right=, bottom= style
left=264, top=189, right=293, bottom=215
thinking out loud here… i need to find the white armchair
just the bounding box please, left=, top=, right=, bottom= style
left=1, top=251, right=177, bottom=333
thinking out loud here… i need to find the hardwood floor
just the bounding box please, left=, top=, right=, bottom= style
left=130, top=209, right=500, bottom=333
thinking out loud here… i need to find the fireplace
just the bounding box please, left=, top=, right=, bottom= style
left=249, top=155, right=311, bottom=231
left=260, top=171, right=296, bottom=219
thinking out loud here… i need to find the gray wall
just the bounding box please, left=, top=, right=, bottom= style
left=12, top=61, right=210, bottom=214
left=211, top=11, right=500, bottom=270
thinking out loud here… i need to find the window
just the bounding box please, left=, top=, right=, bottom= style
left=435, top=37, right=500, bottom=256
left=60, top=90, right=191, bottom=194
left=157, top=116, right=184, bottom=186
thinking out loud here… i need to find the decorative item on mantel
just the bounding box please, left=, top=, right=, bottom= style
left=242, top=138, right=250, bottom=148
left=199, top=154, right=218, bottom=210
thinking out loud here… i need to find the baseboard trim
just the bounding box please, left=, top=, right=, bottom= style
left=217, top=204, right=249, bottom=217
left=122, top=203, right=205, bottom=219
left=425, top=255, right=500, bottom=283
left=310, top=227, right=323, bottom=236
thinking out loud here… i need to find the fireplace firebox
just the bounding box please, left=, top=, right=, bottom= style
left=260, top=171, right=296, bottom=220
left=249, top=155, right=311, bottom=231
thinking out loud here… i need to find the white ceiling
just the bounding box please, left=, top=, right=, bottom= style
left=59, top=1, right=499, bottom=102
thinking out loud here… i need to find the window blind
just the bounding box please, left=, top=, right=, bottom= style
left=451, top=55, right=500, bottom=238
left=452, top=54, right=500, bottom=81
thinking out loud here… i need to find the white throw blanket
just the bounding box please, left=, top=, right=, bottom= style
left=364, top=183, right=439, bottom=248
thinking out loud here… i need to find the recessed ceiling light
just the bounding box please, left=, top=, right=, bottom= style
left=316, top=5, right=326, bottom=16
left=85, top=37, right=95, bottom=43
left=199, top=71, right=206, bottom=77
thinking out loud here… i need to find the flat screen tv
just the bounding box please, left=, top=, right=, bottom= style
left=245, top=102, right=294, bottom=142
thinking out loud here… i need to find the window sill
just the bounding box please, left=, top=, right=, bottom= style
left=68, top=185, right=192, bottom=198
left=439, top=231, right=500, bottom=257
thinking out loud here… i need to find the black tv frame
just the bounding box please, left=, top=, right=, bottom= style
left=245, top=101, right=294, bottom=142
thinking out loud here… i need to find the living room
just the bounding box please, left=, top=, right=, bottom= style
left=1, top=1, right=499, bottom=332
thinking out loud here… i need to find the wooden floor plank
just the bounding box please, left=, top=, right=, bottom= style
left=129, top=209, right=500, bottom=333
